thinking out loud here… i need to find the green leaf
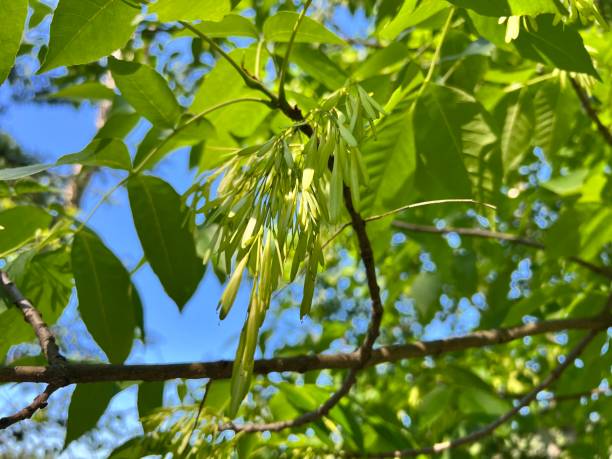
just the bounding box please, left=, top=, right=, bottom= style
left=290, top=44, right=348, bottom=90
left=380, top=0, right=449, bottom=40
left=109, top=58, right=183, bottom=129
left=72, top=230, right=139, bottom=363
left=0, top=163, right=52, bottom=181
left=65, top=383, right=118, bottom=447
left=418, top=385, right=455, bottom=428
left=40, top=0, right=139, bottom=72
left=533, top=81, right=577, bottom=156
left=149, top=0, right=232, bottom=23
left=0, top=248, right=73, bottom=325
left=263, top=11, right=344, bottom=44
left=458, top=386, right=511, bottom=415
left=493, top=87, right=535, bottom=174
left=0, top=249, right=71, bottom=361
left=414, top=84, right=497, bottom=198
left=127, top=175, right=204, bottom=309
left=411, top=272, right=442, bottom=323
left=58, top=138, right=132, bottom=170
left=47, top=82, right=116, bottom=101
left=579, top=207, right=612, bottom=260
left=0, top=0, right=28, bottom=84
left=190, top=47, right=269, bottom=139
left=513, top=15, right=599, bottom=77
left=0, top=138, right=131, bottom=182
left=189, top=14, right=258, bottom=38
left=204, top=379, right=231, bottom=416
left=29, top=0, right=53, bottom=28
left=542, top=169, right=590, bottom=196
left=96, top=106, right=140, bottom=140
left=0, top=206, right=52, bottom=257
left=133, top=117, right=214, bottom=170
left=138, top=381, right=164, bottom=419
left=354, top=42, right=411, bottom=81
left=361, top=99, right=416, bottom=213
left=543, top=207, right=581, bottom=258
left=447, top=0, right=561, bottom=16
left=108, top=437, right=149, bottom=459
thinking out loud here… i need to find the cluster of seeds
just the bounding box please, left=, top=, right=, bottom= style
left=191, top=84, right=384, bottom=411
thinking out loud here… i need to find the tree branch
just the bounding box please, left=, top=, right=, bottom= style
left=1, top=315, right=607, bottom=384
left=391, top=221, right=612, bottom=280
left=0, top=270, right=65, bottom=367
left=0, top=385, right=59, bottom=430
left=180, top=22, right=278, bottom=103
left=569, top=76, right=612, bottom=146
left=278, top=0, right=313, bottom=105
left=347, top=328, right=602, bottom=458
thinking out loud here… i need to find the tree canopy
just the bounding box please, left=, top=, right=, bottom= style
left=0, top=0, right=611, bottom=457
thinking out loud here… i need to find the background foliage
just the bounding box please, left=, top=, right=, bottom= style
left=0, top=0, right=611, bottom=457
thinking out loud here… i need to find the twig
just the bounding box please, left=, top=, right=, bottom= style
left=180, top=22, right=278, bottom=103
left=417, top=7, right=456, bottom=97
left=391, top=221, right=612, bottom=280
left=0, top=385, right=59, bottom=430
left=322, top=198, right=496, bottom=249
left=2, top=315, right=607, bottom=384
left=347, top=328, right=602, bottom=457
left=569, top=76, right=612, bottom=146
left=278, top=0, right=313, bottom=105
left=0, top=271, right=65, bottom=366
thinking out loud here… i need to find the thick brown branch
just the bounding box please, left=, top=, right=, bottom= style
left=0, top=270, right=65, bottom=366
left=391, top=221, right=612, bottom=279
left=349, top=328, right=601, bottom=458
left=0, top=385, right=58, bottom=430
left=569, top=77, right=612, bottom=146
left=1, top=315, right=607, bottom=384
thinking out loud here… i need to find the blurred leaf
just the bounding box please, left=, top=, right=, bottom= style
left=149, top=0, right=232, bottom=23
left=189, top=14, right=258, bottom=38
left=448, top=0, right=561, bottom=16
left=380, top=0, right=449, bottom=40
left=493, top=87, right=534, bottom=174
left=47, top=82, right=116, bottom=101
left=138, top=381, right=164, bottom=419
left=411, top=272, right=442, bottom=323
left=0, top=206, right=52, bottom=257
left=263, top=11, right=344, bottom=44
left=204, top=379, right=231, bottom=416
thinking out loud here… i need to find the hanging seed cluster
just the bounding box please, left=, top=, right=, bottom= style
left=195, top=84, right=384, bottom=414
